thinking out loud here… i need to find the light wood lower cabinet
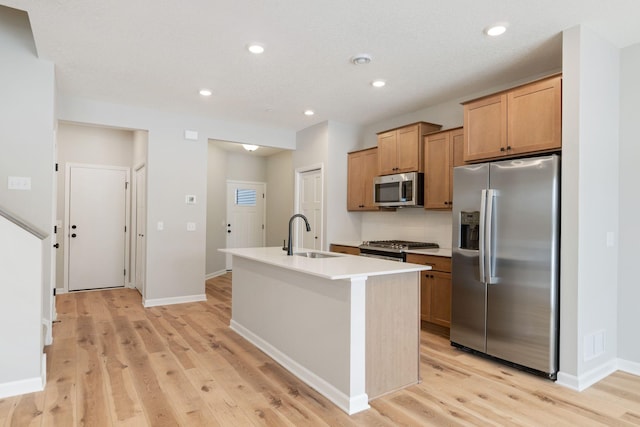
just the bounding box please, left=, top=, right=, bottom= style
left=329, top=244, right=360, bottom=255
left=405, top=253, right=451, bottom=328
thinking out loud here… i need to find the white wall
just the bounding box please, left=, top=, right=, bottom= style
left=559, top=25, right=620, bottom=387
left=618, top=43, right=640, bottom=364
left=206, top=145, right=294, bottom=276
left=266, top=150, right=294, bottom=246
left=326, top=121, right=362, bottom=247
left=0, top=5, right=54, bottom=395
left=57, top=95, right=295, bottom=305
left=55, top=123, right=134, bottom=290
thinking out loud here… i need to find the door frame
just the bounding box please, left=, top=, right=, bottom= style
left=63, top=163, right=131, bottom=292
left=294, top=164, right=324, bottom=250
left=132, top=162, right=146, bottom=297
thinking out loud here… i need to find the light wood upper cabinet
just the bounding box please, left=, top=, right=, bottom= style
left=463, top=74, right=561, bottom=162
left=424, top=127, right=464, bottom=210
left=347, top=147, right=379, bottom=211
left=377, top=122, right=441, bottom=175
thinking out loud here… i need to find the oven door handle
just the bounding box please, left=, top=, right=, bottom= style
left=359, top=252, right=404, bottom=262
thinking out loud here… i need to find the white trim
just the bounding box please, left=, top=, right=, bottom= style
left=143, top=294, right=207, bottom=308
left=43, top=318, right=53, bottom=346
left=618, top=358, right=640, bottom=377
left=0, top=354, right=46, bottom=399
left=230, top=319, right=370, bottom=415
left=557, top=359, right=619, bottom=391
left=205, top=269, right=227, bottom=280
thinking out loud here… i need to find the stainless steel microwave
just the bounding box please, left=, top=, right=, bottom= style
left=373, top=172, right=424, bottom=207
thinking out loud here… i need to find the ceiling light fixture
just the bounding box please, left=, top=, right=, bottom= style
left=371, top=80, right=386, bottom=88
left=242, top=144, right=259, bottom=152
left=199, top=89, right=212, bottom=96
left=350, top=54, right=372, bottom=65
left=304, top=110, right=315, bottom=116
left=247, top=43, right=265, bottom=54
left=485, top=24, right=507, bottom=37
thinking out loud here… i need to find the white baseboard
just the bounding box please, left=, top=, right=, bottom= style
left=230, top=319, right=370, bottom=415
left=0, top=354, right=46, bottom=399
left=618, top=358, right=640, bottom=377
left=143, top=294, right=206, bottom=308
left=557, top=358, right=620, bottom=391
left=205, top=269, right=227, bottom=280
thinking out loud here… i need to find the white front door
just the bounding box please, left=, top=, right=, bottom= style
left=226, top=181, right=266, bottom=269
left=298, top=168, right=323, bottom=250
left=134, top=165, right=147, bottom=296
left=67, top=165, right=128, bottom=291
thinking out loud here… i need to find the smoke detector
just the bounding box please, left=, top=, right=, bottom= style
left=350, top=54, right=372, bottom=65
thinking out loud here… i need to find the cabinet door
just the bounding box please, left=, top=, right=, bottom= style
left=348, top=149, right=379, bottom=211
left=377, top=131, right=397, bottom=175
left=430, top=271, right=452, bottom=328
left=463, top=94, right=507, bottom=162
left=396, top=125, right=421, bottom=173
left=507, top=76, right=562, bottom=155
left=424, top=132, right=451, bottom=209
left=420, top=271, right=432, bottom=322
left=362, top=148, right=379, bottom=209
left=347, top=151, right=365, bottom=210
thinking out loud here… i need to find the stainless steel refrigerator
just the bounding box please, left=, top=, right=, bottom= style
left=450, top=154, right=560, bottom=379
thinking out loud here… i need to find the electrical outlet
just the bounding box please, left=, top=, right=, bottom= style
left=187, top=222, right=196, bottom=231
left=157, top=221, right=164, bottom=231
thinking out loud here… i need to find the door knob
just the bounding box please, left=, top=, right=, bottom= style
left=227, top=230, right=231, bottom=233
left=71, top=225, right=77, bottom=229
left=71, top=233, right=77, bottom=238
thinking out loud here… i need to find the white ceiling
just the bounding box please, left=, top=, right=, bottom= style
left=4, top=0, right=640, bottom=132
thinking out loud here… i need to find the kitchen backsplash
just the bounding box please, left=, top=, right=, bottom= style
left=361, top=209, right=453, bottom=248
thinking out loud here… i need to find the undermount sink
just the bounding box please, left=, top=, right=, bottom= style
left=294, top=251, right=339, bottom=259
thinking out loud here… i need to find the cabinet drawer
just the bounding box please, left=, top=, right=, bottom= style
left=405, top=253, right=451, bottom=272
left=330, top=244, right=360, bottom=256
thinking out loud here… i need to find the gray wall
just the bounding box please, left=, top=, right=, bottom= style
left=266, top=150, right=294, bottom=246
left=560, top=25, right=621, bottom=385
left=0, top=5, right=55, bottom=387
left=618, top=43, right=640, bottom=363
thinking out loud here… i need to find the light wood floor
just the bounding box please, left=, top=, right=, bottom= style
left=2, top=273, right=640, bottom=426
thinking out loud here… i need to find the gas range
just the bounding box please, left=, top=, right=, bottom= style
left=359, top=240, right=439, bottom=261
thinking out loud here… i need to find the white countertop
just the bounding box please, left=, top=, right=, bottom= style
left=330, top=241, right=452, bottom=258
left=220, top=246, right=431, bottom=280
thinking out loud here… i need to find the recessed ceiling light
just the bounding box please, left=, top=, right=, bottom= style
left=350, top=54, right=372, bottom=65
left=371, top=80, right=386, bottom=88
left=485, top=24, right=507, bottom=37
left=247, top=43, right=265, bottom=54
left=304, top=110, right=315, bottom=116
left=199, top=89, right=212, bottom=96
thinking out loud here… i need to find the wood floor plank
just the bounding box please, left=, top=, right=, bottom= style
left=5, top=273, right=640, bottom=426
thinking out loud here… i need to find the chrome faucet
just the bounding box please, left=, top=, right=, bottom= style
left=286, top=214, right=311, bottom=255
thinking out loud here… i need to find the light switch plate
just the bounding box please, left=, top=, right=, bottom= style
left=187, top=222, right=196, bottom=231
left=184, top=130, right=198, bottom=141
left=185, top=195, right=196, bottom=204
left=157, top=221, right=164, bottom=231
left=8, top=176, right=31, bottom=190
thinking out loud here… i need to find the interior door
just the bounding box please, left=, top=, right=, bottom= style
left=68, top=166, right=127, bottom=291
left=134, top=165, right=146, bottom=296
left=226, top=181, right=266, bottom=269
left=298, top=169, right=322, bottom=250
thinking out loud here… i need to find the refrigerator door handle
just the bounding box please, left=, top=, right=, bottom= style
left=479, top=189, right=487, bottom=282
left=485, top=189, right=497, bottom=284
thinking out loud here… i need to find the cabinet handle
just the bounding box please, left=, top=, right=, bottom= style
left=444, top=201, right=448, bottom=205
left=500, top=147, right=505, bottom=152
left=507, top=145, right=512, bottom=150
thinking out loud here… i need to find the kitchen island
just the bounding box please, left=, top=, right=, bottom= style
left=219, top=246, right=430, bottom=414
